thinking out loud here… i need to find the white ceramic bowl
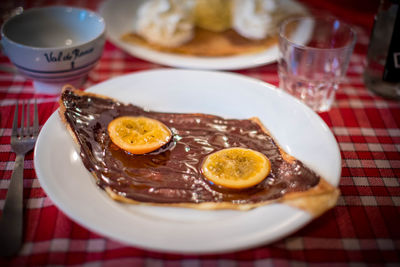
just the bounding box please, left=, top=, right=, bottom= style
left=1, top=6, right=106, bottom=94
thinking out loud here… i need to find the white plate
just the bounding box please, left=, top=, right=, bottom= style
left=98, top=0, right=308, bottom=70
left=34, top=69, right=341, bottom=254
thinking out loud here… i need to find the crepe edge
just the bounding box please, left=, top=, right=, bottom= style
left=105, top=179, right=339, bottom=218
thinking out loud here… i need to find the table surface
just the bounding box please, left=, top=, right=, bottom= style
left=1, top=0, right=399, bottom=266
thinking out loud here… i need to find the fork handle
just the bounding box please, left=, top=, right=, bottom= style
left=0, top=154, right=24, bottom=257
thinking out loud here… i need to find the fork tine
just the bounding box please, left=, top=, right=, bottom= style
left=20, top=101, right=25, bottom=137
left=12, top=101, right=19, bottom=138
left=33, top=99, right=39, bottom=136
left=26, top=100, right=31, bottom=136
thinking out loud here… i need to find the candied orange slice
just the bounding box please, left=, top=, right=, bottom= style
left=201, top=147, right=271, bottom=189
left=108, top=116, right=172, bottom=154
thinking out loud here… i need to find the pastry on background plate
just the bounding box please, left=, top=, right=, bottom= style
left=121, top=0, right=307, bottom=56
left=58, top=86, right=339, bottom=217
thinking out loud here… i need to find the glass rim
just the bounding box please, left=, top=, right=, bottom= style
left=279, top=15, right=357, bottom=52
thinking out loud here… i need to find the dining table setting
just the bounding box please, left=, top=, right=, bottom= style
left=0, top=0, right=399, bottom=266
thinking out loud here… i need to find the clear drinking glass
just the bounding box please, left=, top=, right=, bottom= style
left=278, top=16, right=357, bottom=112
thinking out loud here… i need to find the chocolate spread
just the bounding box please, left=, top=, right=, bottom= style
left=61, top=89, right=320, bottom=204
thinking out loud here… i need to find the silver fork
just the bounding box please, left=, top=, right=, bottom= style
left=0, top=100, right=38, bottom=257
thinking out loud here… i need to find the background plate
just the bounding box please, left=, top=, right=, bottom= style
left=34, top=69, right=341, bottom=254
left=98, top=0, right=309, bottom=70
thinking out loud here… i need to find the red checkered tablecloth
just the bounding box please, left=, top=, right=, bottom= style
left=1, top=0, right=399, bottom=266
